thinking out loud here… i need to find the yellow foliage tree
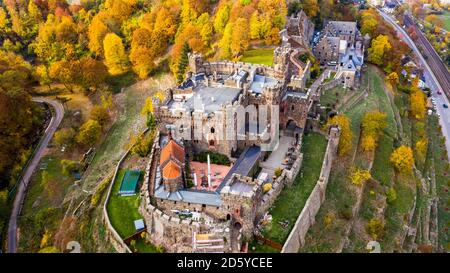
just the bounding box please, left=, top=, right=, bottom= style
left=415, top=138, right=428, bottom=163
left=410, top=86, right=426, bottom=120
left=386, top=72, right=399, bottom=89
left=40, top=230, right=51, bottom=249
left=88, top=13, right=110, bottom=56
left=349, top=168, right=372, bottom=186
left=390, top=145, right=414, bottom=174
left=103, top=33, right=129, bottom=75
left=368, top=34, right=392, bottom=66
left=361, top=135, right=376, bottom=152
left=141, top=97, right=154, bottom=116
left=327, top=114, right=353, bottom=156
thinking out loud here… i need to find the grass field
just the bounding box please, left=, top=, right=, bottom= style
left=255, top=132, right=328, bottom=251
left=241, top=48, right=274, bottom=66
left=438, top=10, right=450, bottom=32
left=107, top=169, right=142, bottom=238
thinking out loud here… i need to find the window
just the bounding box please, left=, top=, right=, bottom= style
left=210, top=127, right=215, bottom=133
left=202, top=204, right=206, bottom=208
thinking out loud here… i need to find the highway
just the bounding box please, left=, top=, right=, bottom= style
left=378, top=9, right=450, bottom=160
left=7, top=97, right=64, bottom=253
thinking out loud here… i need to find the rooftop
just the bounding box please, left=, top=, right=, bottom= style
left=168, top=85, right=242, bottom=113
left=250, top=74, right=279, bottom=94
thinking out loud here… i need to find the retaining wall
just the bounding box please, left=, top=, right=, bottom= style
left=281, top=128, right=340, bottom=252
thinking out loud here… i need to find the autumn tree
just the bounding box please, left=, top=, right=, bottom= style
left=35, top=65, right=53, bottom=91
left=103, top=33, right=129, bottom=75
left=88, top=13, right=110, bottom=56
left=361, top=111, right=387, bottom=152
left=231, top=18, right=250, bottom=58
left=54, top=127, right=77, bottom=147
left=213, top=2, right=231, bottom=34
left=410, top=86, right=427, bottom=120
left=76, top=119, right=102, bottom=146
left=415, top=138, right=428, bottom=164
left=390, top=145, right=414, bottom=174
left=90, top=105, right=110, bottom=128
left=349, top=168, right=372, bottom=186
left=369, top=35, right=392, bottom=66
left=129, top=27, right=156, bottom=79
left=78, top=57, right=108, bottom=92
left=386, top=72, right=399, bottom=90
left=327, top=114, right=353, bottom=156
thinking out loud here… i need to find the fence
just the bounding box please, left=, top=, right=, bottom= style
left=254, top=235, right=283, bottom=251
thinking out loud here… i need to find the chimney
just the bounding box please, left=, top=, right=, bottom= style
left=207, top=154, right=211, bottom=188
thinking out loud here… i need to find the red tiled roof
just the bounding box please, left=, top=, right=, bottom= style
left=160, top=139, right=185, bottom=165
left=162, top=160, right=181, bottom=179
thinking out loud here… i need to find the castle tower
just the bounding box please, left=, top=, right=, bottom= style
left=273, top=44, right=291, bottom=73
left=188, top=52, right=204, bottom=75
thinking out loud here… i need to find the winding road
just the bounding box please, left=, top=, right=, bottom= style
left=7, top=97, right=64, bottom=253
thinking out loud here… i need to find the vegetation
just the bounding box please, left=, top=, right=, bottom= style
left=107, top=169, right=142, bottom=238
left=240, top=48, right=274, bottom=66
left=256, top=132, right=328, bottom=250
left=193, top=151, right=231, bottom=165
left=326, top=115, right=352, bottom=156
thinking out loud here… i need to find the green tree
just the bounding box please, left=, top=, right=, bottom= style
left=176, top=42, right=191, bottom=83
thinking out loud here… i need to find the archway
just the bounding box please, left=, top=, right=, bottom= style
left=226, top=214, right=231, bottom=221
left=234, top=221, right=242, bottom=230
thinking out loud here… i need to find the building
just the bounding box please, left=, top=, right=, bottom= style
left=313, top=21, right=365, bottom=87
left=142, top=13, right=352, bottom=253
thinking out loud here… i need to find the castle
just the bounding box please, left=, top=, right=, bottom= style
left=138, top=12, right=361, bottom=253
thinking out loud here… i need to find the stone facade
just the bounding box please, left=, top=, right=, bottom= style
left=313, top=21, right=365, bottom=88
left=281, top=126, right=340, bottom=252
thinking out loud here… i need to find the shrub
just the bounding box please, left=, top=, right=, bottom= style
left=132, top=133, right=155, bottom=157
left=60, top=159, right=80, bottom=176
left=91, top=175, right=112, bottom=207
left=366, top=218, right=384, bottom=240
left=54, top=127, right=76, bottom=147
left=274, top=167, right=283, bottom=178
left=386, top=187, right=397, bottom=204
left=193, top=151, right=230, bottom=165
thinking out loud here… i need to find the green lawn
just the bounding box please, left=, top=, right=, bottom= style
left=133, top=237, right=163, bottom=253
left=241, top=48, right=274, bottom=66
left=107, top=169, right=143, bottom=238
left=256, top=132, right=328, bottom=250
left=438, top=10, right=450, bottom=32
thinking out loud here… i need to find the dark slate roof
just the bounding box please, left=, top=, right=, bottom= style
left=216, top=145, right=261, bottom=193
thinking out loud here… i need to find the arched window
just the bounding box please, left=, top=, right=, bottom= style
left=210, top=127, right=215, bottom=133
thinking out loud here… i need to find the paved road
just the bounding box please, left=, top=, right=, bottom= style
left=7, top=97, right=64, bottom=253
left=378, top=9, right=450, bottom=160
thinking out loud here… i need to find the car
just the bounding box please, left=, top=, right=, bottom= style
left=443, top=104, right=448, bottom=109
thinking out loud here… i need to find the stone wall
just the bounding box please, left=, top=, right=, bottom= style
left=281, top=127, right=340, bottom=253
left=102, top=149, right=132, bottom=253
